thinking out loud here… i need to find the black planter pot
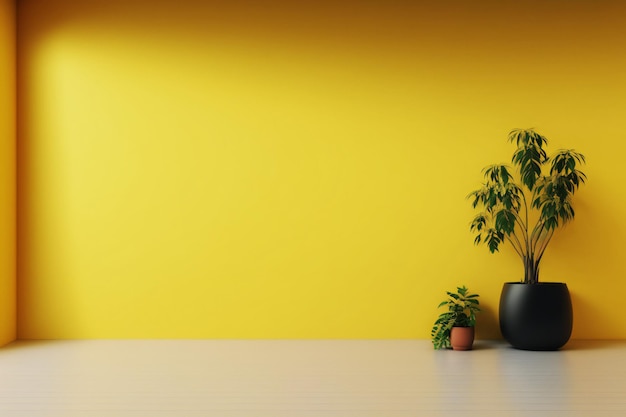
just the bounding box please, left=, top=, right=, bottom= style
left=499, top=282, right=573, bottom=351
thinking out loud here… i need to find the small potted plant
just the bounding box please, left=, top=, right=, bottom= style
left=431, top=286, right=480, bottom=350
left=469, top=128, right=586, bottom=350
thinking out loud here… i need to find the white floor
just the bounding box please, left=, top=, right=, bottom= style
left=0, top=339, right=625, bottom=417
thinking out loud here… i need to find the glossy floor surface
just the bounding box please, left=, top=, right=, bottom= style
left=1, top=340, right=625, bottom=416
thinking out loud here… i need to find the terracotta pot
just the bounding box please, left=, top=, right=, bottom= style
left=450, top=326, right=475, bottom=350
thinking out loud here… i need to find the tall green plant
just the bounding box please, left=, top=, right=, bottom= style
left=469, top=129, right=586, bottom=284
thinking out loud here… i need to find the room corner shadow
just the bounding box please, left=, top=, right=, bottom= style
left=0, top=339, right=72, bottom=352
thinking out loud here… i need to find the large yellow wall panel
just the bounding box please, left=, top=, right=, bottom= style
left=0, top=0, right=16, bottom=347
left=17, top=0, right=626, bottom=339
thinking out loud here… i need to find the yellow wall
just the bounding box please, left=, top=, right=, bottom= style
left=16, top=0, right=626, bottom=339
left=0, top=0, right=16, bottom=346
